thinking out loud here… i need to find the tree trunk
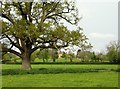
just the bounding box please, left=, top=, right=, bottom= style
left=43, top=58, right=45, bottom=63
left=70, top=58, right=73, bottom=62
left=53, top=58, right=56, bottom=62
left=21, top=55, right=32, bottom=70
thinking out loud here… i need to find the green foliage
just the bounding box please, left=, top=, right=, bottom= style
left=31, top=50, right=39, bottom=61
left=62, top=52, right=68, bottom=59
left=2, top=53, right=20, bottom=63
left=42, top=49, right=49, bottom=60
left=31, top=49, right=49, bottom=62
left=31, top=48, right=59, bottom=62
left=50, top=49, right=58, bottom=62
left=107, top=50, right=118, bottom=63
left=61, top=51, right=75, bottom=62
left=77, top=50, right=93, bottom=62
left=106, top=41, right=120, bottom=63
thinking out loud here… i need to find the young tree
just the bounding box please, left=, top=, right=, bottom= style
left=50, top=48, right=58, bottom=62
left=0, top=1, right=88, bottom=70
left=76, top=43, right=93, bottom=62
left=30, top=49, right=40, bottom=62
left=2, top=52, right=20, bottom=63
left=106, top=41, right=120, bottom=63
left=42, top=49, right=49, bottom=62
left=67, top=50, right=75, bottom=62
left=61, top=52, right=68, bottom=60
left=31, top=49, right=49, bottom=62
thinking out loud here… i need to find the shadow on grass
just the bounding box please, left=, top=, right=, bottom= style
left=2, top=68, right=120, bottom=76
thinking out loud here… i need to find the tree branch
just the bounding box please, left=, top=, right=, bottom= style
left=31, top=42, right=68, bottom=54
left=2, top=47, right=21, bottom=58
left=0, top=13, right=14, bottom=24
left=4, top=34, right=24, bottom=51
left=25, top=2, right=33, bottom=22
left=12, top=2, right=27, bottom=21
left=46, top=14, right=74, bottom=25
left=45, top=1, right=60, bottom=17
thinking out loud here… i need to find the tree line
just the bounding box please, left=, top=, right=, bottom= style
left=1, top=41, right=120, bottom=64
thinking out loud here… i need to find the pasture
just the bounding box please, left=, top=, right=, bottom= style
left=2, top=64, right=119, bottom=87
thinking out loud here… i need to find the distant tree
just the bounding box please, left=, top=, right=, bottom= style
left=31, top=50, right=39, bottom=62
left=77, top=43, right=93, bottom=62
left=42, top=49, right=49, bottom=62
left=62, top=52, right=68, bottom=60
left=51, top=49, right=58, bottom=62
left=118, top=51, right=120, bottom=62
left=106, top=41, right=120, bottom=63
left=100, top=53, right=108, bottom=62
left=91, top=52, right=106, bottom=62
left=77, top=49, right=93, bottom=62
left=1, top=53, right=11, bottom=64
left=95, top=53, right=103, bottom=62
left=2, top=52, right=20, bottom=63
left=76, top=49, right=81, bottom=59
left=68, top=53, right=75, bottom=62
left=31, top=49, right=49, bottom=62
left=67, top=50, right=75, bottom=62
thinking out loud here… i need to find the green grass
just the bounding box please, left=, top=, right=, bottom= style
left=2, top=64, right=119, bottom=87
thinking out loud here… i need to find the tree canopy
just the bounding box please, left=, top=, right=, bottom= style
left=0, top=1, right=90, bottom=70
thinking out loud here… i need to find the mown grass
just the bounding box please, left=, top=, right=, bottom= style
left=2, top=64, right=119, bottom=87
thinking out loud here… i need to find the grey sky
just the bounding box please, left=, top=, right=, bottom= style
left=74, top=0, right=118, bottom=53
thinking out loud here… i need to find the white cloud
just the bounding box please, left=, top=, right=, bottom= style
left=88, top=32, right=116, bottom=39
left=87, top=32, right=117, bottom=52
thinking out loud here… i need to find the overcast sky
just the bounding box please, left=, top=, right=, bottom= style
left=73, top=0, right=118, bottom=53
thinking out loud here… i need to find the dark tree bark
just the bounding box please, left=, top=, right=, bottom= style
left=53, top=58, right=56, bottom=62
left=20, top=48, right=31, bottom=70
left=20, top=40, right=32, bottom=70
left=70, top=58, right=73, bottom=62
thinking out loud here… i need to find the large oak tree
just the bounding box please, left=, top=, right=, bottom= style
left=0, top=0, right=88, bottom=70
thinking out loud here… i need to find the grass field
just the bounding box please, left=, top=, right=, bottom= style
left=2, top=64, right=119, bottom=87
